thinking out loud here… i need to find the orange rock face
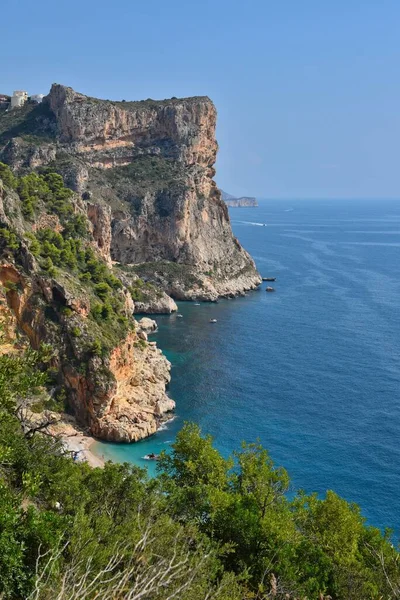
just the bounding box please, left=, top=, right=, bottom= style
left=0, top=261, right=173, bottom=443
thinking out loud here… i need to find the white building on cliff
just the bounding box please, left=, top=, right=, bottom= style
left=11, top=90, right=28, bottom=109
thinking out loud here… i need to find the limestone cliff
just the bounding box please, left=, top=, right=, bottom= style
left=0, top=84, right=261, bottom=300
left=0, top=172, right=174, bottom=442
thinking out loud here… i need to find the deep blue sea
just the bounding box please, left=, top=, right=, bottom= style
left=94, top=199, right=400, bottom=533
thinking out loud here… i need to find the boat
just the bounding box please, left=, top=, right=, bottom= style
left=143, top=453, right=159, bottom=461
left=266, top=287, right=275, bottom=292
left=209, top=318, right=218, bottom=323
left=194, top=303, right=201, bottom=306
left=177, top=314, right=183, bottom=318
left=262, top=277, right=276, bottom=282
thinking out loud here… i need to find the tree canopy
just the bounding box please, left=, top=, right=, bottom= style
left=0, top=354, right=398, bottom=600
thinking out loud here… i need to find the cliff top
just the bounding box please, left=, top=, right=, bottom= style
left=0, top=83, right=215, bottom=146
left=48, top=83, right=213, bottom=110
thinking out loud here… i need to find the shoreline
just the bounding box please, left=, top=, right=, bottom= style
left=88, top=414, right=178, bottom=468
left=64, top=434, right=105, bottom=468
left=46, top=417, right=105, bottom=468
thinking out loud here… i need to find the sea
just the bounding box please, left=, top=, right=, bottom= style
left=93, top=199, right=400, bottom=534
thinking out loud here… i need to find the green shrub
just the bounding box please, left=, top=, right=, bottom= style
left=79, top=272, right=91, bottom=282
left=0, top=227, right=20, bottom=251
left=0, top=162, right=17, bottom=189
left=41, top=256, right=57, bottom=277
left=2, top=281, right=18, bottom=292
left=94, top=282, right=111, bottom=300
left=88, top=339, right=102, bottom=357
left=134, top=339, right=147, bottom=350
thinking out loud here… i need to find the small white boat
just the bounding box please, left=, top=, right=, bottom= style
left=194, top=303, right=201, bottom=306
left=209, top=318, right=217, bottom=323
left=177, top=314, right=183, bottom=318
left=143, top=453, right=159, bottom=461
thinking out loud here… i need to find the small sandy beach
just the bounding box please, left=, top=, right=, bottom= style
left=47, top=418, right=105, bottom=468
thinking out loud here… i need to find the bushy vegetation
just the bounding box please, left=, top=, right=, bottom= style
left=98, top=155, right=187, bottom=214
left=128, top=261, right=203, bottom=289
left=108, top=155, right=184, bottom=190
left=0, top=162, right=18, bottom=189
left=0, top=163, right=82, bottom=222
left=0, top=163, right=134, bottom=353
left=0, top=350, right=399, bottom=599
left=0, top=350, right=240, bottom=600
left=126, top=277, right=163, bottom=302
left=0, top=227, right=20, bottom=251
left=0, top=102, right=56, bottom=145
left=86, top=93, right=207, bottom=111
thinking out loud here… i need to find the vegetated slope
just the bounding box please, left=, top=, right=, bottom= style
left=0, top=163, right=174, bottom=442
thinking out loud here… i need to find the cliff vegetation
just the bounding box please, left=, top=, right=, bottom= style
left=0, top=353, right=399, bottom=599
left=0, top=163, right=174, bottom=443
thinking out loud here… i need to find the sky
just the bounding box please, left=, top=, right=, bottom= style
left=2, top=0, right=400, bottom=199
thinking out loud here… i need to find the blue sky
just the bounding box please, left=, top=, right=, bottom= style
left=2, top=0, right=400, bottom=198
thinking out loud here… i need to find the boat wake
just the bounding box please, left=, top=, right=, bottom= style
left=158, top=416, right=177, bottom=432
left=233, top=220, right=266, bottom=227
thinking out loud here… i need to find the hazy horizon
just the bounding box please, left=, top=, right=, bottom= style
left=3, top=0, right=400, bottom=200
left=229, top=196, right=400, bottom=202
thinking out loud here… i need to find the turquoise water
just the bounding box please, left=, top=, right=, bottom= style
left=93, top=199, right=400, bottom=533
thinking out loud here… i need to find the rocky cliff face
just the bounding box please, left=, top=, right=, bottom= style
left=0, top=173, right=174, bottom=442
left=0, top=84, right=261, bottom=300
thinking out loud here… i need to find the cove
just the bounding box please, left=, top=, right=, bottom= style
left=93, top=198, right=400, bottom=534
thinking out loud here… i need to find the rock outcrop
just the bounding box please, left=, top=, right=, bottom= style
left=221, top=190, right=258, bottom=207
left=86, top=202, right=112, bottom=265
left=133, top=291, right=177, bottom=315
left=137, top=317, right=158, bottom=334
left=0, top=84, right=261, bottom=299
left=0, top=171, right=174, bottom=443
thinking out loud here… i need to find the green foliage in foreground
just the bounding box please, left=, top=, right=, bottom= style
left=0, top=350, right=399, bottom=599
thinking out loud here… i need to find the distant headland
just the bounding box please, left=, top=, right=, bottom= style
left=221, top=190, right=258, bottom=207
